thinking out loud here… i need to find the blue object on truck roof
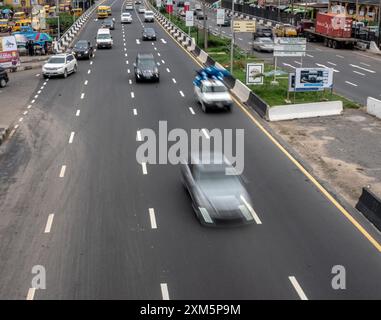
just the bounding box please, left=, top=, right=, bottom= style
left=193, top=66, right=230, bottom=87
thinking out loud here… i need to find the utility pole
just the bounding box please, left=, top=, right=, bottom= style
left=230, top=0, right=234, bottom=73
left=378, top=0, right=381, bottom=48
left=56, top=0, right=61, bottom=40
left=203, top=1, right=208, bottom=49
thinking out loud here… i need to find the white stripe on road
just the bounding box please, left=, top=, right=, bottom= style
left=124, top=48, right=127, bottom=51
left=131, top=92, right=134, bottom=98
left=81, top=93, right=85, bottom=99
left=327, top=61, right=337, bottom=66
left=306, top=54, right=314, bottom=58
left=161, top=38, right=167, bottom=44
left=19, top=117, right=23, bottom=122
left=27, top=104, right=32, bottom=109
left=282, top=63, right=296, bottom=69
left=360, top=62, right=371, bottom=67
left=315, top=63, right=339, bottom=72
left=136, top=39, right=140, bottom=44
left=160, top=283, right=170, bottom=300
left=149, top=208, right=157, bottom=229
left=59, top=165, right=66, bottom=178
left=289, top=276, right=308, bottom=300
left=157, top=52, right=161, bottom=56
left=294, top=61, right=302, bottom=65
left=126, top=60, right=129, bottom=64
left=127, top=69, right=130, bottom=73
left=189, top=107, right=195, bottom=115
left=125, top=53, right=128, bottom=57
left=133, top=108, right=137, bottom=115
left=37, top=90, right=41, bottom=94
left=26, top=288, right=36, bottom=300
left=84, top=80, right=88, bottom=85
left=172, top=78, right=176, bottom=83
left=129, top=79, right=132, bottom=84
left=336, top=54, right=344, bottom=58
left=349, top=64, right=376, bottom=73
left=44, top=213, right=55, bottom=233
left=240, top=195, right=262, bottom=224
left=76, top=109, right=80, bottom=116
left=166, top=68, right=170, bottom=73
left=68, top=131, right=75, bottom=144
left=88, top=69, right=91, bottom=74
left=141, top=162, right=147, bottom=175
left=31, top=99, right=35, bottom=103
left=23, top=111, right=28, bottom=115
left=136, top=130, right=142, bottom=141
left=345, top=81, right=358, bottom=87
left=35, top=74, right=40, bottom=77
left=353, top=70, right=365, bottom=76
left=179, top=90, right=184, bottom=97
left=161, top=60, right=165, bottom=64
left=90, top=61, right=93, bottom=65
left=34, top=95, right=38, bottom=99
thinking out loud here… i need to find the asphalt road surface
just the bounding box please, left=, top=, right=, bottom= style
left=1, top=0, right=381, bottom=299
left=196, top=2, right=381, bottom=105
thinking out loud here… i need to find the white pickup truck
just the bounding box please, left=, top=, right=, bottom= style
left=194, top=79, right=233, bottom=112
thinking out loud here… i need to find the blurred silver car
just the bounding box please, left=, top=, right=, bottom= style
left=181, top=153, right=256, bottom=227
left=252, top=37, right=274, bottom=52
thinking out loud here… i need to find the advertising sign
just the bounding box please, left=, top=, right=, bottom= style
left=184, top=1, right=190, bottom=11
left=216, top=9, right=225, bottom=25
left=294, top=68, right=333, bottom=92
left=166, top=0, right=173, bottom=14
left=246, top=63, right=264, bottom=85
left=156, top=0, right=162, bottom=7
left=0, top=36, right=20, bottom=69
left=185, top=10, right=194, bottom=27
left=274, top=37, right=306, bottom=57
left=233, top=20, right=256, bottom=33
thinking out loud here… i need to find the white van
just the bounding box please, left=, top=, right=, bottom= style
left=96, top=28, right=113, bottom=49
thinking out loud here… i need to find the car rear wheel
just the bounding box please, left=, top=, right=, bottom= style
left=0, top=78, right=6, bottom=88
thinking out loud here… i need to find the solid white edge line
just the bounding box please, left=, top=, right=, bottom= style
left=289, top=276, right=308, bottom=300
left=149, top=208, right=157, bottom=229
left=59, top=165, right=66, bottom=178
left=160, top=283, right=170, bottom=300
left=44, top=213, right=55, bottom=233
left=26, top=288, right=36, bottom=300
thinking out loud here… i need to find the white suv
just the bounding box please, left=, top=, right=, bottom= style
left=144, top=10, right=154, bottom=22
left=121, top=12, right=132, bottom=23
left=42, top=53, right=77, bottom=78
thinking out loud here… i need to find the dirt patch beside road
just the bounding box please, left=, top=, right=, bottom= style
left=270, top=108, right=381, bottom=207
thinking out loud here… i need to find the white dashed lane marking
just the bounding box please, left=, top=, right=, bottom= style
left=345, top=81, right=358, bottom=87
left=166, top=68, right=170, bottom=73
left=160, top=283, right=170, bottom=300
left=26, top=288, right=36, bottom=300
left=44, top=213, right=55, bottom=233
left=172, top=78, right=176, bottom=83
left=133, top=108, right=137, bottom=115
left=81, top=93, right=85, bottom=99
left=189, top=107, right=195, bottom=115
left=141, top=162, right=147, bottom=175
left=289, top=276, right=308, bottom=300
left=68, top=132, right=75, bottom=144
left=149, top=208, right=157, bottom=229
left=131, top=92, right=135, bottom=98
left=179, top=90, right=184, bottom=97
left=76, top=109, right=80, bottom=116
left=59, top=165, right=66, bottom=178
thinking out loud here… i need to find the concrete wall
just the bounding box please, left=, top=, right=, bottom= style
left=367, top=97, right=381, bottom=120
left=268, top=101, right=343, bottom=121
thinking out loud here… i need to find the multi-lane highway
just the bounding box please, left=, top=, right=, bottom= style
left=1, top=0, right=381, bottom=300
left=196, top=2, right=381, bottom=104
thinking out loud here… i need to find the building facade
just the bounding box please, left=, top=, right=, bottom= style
left=329, top=0, right=381, bottom=22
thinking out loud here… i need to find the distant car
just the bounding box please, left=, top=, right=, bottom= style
left=253, top=25, right=273, bottom=39
left=142, top=27, right=156, bottom=40
left=252, top=37, right=274, bottom=52
left=138, top=5, right=145, bottom=13
left=181, top=152, right=256, bottom=227
left=135, top=0, right=141, bottom=4
left=134, top=53, right=159, bottom=82
left=42, top=53, right=77, bottom=78
left=0, top=66, right=9, bottom=88
left=144, top=10, right=154, bottom=22
left=125, top=3, right=133, bottom=10
left=195, top=10, right=206, bottom=20
left=96, top=28, right=113, bottom=49
left=102, top=18, right=115, bottom=30
left=121, top=12, right=132, bottom=23
left=72, top=40, right=93, bottom=59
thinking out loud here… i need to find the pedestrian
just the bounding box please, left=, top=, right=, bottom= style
left=28, top=40, right=34, bottom=56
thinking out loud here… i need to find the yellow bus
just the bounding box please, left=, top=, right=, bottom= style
left=13, top=12, right=27, bottom=20
left=12, top=19, right=31, bottom=32
left=97, top=6, right=109, bottom=19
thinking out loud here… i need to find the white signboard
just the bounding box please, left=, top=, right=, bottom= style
left=1, top=36, right=17, bottom=52
left=186, top=10, right=194, bottom=27
left=246, top=63, right=264, bottom=85
left=216, top=9, right=225, bottom=25
left=156, top=0, right=162, bottom=7
left=294, top=68, right=334, bottom=91
left=274, top=37, right=306, bottom=57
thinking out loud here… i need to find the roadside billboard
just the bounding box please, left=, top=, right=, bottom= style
left=216, top=9, right=225, bottom=25
left=273, top=37, right=306, bottom=57
left=246, top=63, right=264, bottom=85
left=185, top=10, right=194, bottom=27
left=294, top=68, right=333, bottom=92
left=0, top=36, right=20, bottom=69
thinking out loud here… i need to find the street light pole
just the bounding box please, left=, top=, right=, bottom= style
left=378, top=0, right=381, bottom=48
left=56, top=0, right=60, bottom=39
left=230, top=0, right=234, bottom=73
left=203, top=1, right=208, bottom=49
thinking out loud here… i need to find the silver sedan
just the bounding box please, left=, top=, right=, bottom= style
left=252, top=37, right=274, bottom=53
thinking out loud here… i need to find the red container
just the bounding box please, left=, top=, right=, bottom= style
left=315, top=12, right=352, bottom=38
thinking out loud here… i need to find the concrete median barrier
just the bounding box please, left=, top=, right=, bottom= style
left=367, top=97, right=381, bottom=120
left=356, top=187, right=381, bottom=231
left=267, top=101, right=343, bottom=121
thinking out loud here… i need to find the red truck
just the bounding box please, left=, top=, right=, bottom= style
left=303, top=12, right=357, bottom=49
